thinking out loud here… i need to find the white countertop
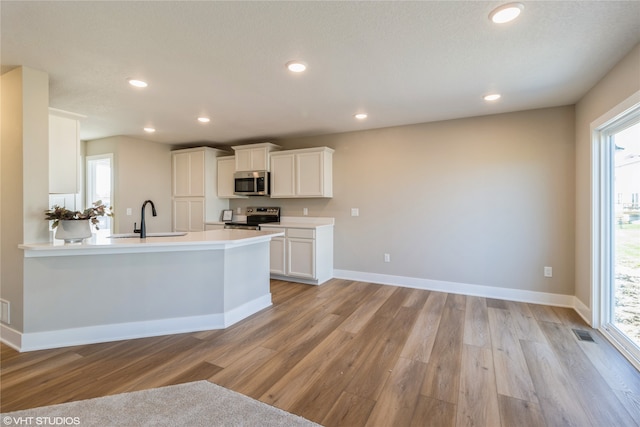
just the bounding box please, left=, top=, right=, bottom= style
left=260, top=216, right=335, bottom=229
left=20, top=229, right=284, bottom=257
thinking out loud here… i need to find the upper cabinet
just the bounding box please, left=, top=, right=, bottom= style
left=270, top=147, right=334, bottom=198
left=232, top=142, right=281, bottom=171
left=49, top=108, right=84, bottom=194
left=217, top=156, right=246, bottom=198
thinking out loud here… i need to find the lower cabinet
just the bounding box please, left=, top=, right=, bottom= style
left=263, top=225, right=333, bottom=285
left=173, top=198, right=205, bottom=232
left=269, top=235, right=286, bottom=275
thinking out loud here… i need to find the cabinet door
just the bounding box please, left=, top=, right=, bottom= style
left=49, top=114, right=79, bottom=194
left=173, top=151, right=205, bottom=197
left=296, top=151, right=324, bottom=197
left=189, top=150, right=205, bottom=197
left=173, top=198, right=205, bottom=231
left=287, top=238, right=315, bottom=279
left=270, top=154, right=296, bottom=197
left=173, top=152, right=191, bottom=196
left=217, top=157, right=236, bottom=198
left=235, top=149, right=252, bottom=171
left=173, top=199, right=190, bottom=231
left=251, top=147, right=268, bottom=170
left=270, top=237, right=286, bottom=275
left=189, top=199, right=205, bottom=231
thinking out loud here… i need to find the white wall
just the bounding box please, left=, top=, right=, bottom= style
left=0, top=66, right=50, bottom=333
left=575, top=43, right=640, bottom=309
left=232, top=105, right=576, bottom=296
left=85, top=136, right=172, bottom=234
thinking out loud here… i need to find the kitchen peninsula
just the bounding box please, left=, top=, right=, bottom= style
left=13, top=229, right=283, bottom=352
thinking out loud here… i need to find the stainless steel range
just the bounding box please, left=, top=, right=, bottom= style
left=224, top=207, right=280, bottom=230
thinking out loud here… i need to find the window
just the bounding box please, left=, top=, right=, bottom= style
left=86, top=154, right=113, bottom=233
left=592, top=93, right=640, bottom=370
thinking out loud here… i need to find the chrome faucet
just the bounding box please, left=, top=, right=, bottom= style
left=135, top=200, right=157, bottom=238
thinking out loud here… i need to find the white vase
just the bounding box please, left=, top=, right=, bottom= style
left=55, top=220, right=92, bottom=243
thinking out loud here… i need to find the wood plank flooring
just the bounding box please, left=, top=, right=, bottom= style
left=2, top=279, right=640, bottom=426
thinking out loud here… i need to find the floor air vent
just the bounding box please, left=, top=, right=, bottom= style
left=573, top=329, right=595, bottom=342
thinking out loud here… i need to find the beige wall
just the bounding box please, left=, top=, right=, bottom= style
left=1, top=67, right=50, bottom=332
left=86, top=136, right=172, bottom=234
left=575, top=44, right=640, bottom=309
left=232, top=106, right=576, bottom=295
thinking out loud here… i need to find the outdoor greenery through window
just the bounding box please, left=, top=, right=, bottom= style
left=614, top=121, right=640, bottom=348
left=86, top=154, right=113, bottom=232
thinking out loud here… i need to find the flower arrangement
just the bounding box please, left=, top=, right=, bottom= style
left=45, top=200, right=113, bottom=230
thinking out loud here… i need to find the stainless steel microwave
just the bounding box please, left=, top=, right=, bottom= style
left=234, top=171, right=269, bottom=196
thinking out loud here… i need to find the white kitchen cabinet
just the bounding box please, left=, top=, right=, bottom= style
left=171, top=147, right=229, bottom=232
left=269, top=235, right=286, bottom=275
left=270, top=153, right=296, bottom=196
left=173, top=149, right=205, bottom=197
left=261, top=223, right=333, bottom=285
left=173, top=198, right=204, bottom=232
left=217, top=156, right=246, bottom=198
left=287, top=231, right=316, bottom=279
left=270, top=147, right=334, bottom=198
left=49, top=108, right=84, bottom=194
left=232, top=142, right=280, bottom=171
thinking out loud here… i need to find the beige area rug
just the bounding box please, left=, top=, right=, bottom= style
left=1, top=381, right=321, bottom=426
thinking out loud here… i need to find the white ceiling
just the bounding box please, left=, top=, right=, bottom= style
left=2, top=1, right=639, bottom=146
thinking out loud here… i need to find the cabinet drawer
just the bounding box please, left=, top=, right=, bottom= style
left=287, top=228, right=315, bottom=239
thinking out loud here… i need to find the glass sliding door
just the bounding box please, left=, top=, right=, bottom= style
left=612, top=121, right=640, bottom=350
left=596, top=104, right=640, bottom=369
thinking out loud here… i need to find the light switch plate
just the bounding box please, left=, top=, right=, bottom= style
left=351, top=208, right=359, bottom=217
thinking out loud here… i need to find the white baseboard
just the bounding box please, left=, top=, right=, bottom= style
left=0, top=324, right=23, bottom=351
left=1, top=294, right=272, bottom=352
left=334, top=269, right=584, bottom=310
left=223, top=294, right=272, bottom=327
left=572, top=297, right=592, bottom=326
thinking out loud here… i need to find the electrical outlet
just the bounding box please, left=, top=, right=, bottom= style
left=303, top=208, right=308, bottom=216
left=351, top=208, right=359, bottom=217
left=237, top=207, right=242, bottom=214
left=544, top=266, right=552, bottom=277
left=384, top=253, right=391, bottom=263
left=126, top=208, right=132, bottom=216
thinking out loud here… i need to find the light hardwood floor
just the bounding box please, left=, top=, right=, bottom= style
left=2, top=279, right=640, bottom=426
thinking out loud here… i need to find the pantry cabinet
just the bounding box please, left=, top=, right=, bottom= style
left=172, top=198, right=205, bottom=232
left=270, top=147, right=334, bottom=198
left=232, top=142, right=280, bottom=171
left=49, top=108, right=84, bottom=194
left=171, top=147, right=229, bottom=232
left=260, top=223, right=334, bottom=285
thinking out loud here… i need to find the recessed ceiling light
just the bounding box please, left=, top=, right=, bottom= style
left=197, top=117, right=211, bottom=123
left=484, top=94, right=501, bottom=101
left=128, top=79, right=148, bottom=88
left=143, top=127, right=156, bottom=133
left=354, top=113, right=368, bottom=120
left=489, top=3, right=524, bottom=24
left=286, top=61, right=307, bottom=73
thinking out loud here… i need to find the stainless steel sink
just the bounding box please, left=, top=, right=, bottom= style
left=109, top=232, right=187, bottom=238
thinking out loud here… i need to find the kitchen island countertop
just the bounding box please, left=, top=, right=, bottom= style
left=19, top=229, right=284, bottom=257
